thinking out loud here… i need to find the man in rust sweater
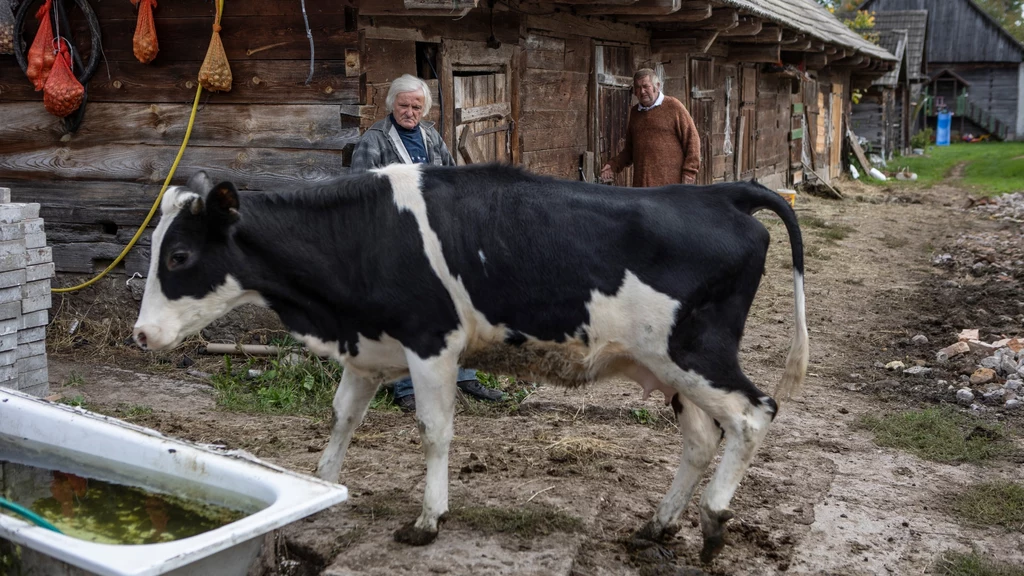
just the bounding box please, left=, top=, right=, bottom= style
left=601, top=68, right=701, bottom=187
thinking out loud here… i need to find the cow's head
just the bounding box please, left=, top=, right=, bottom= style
left=133, top=171, right=261, bottom=351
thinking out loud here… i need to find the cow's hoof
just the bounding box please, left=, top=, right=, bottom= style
left=626, top=535, right=675, bottom=564
left=393, top=522, right=438, bottom=546
left=698, top=509, right=734, bottom=563
left=634, top=520, right=680, bottom=543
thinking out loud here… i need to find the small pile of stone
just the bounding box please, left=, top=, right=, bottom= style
left=0, top=187, right=53, bottom=397
left=940, top=329, right=1024, bottom=410
left=971, top=192, right=1024, bottom=222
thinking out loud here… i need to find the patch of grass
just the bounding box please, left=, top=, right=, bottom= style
left=871, top=142, right=1024, bottom=195
left=210, top=349, right=341, bottom=418
left=545, top=436, right=625, bottom=464
left=821, top=225, right=855, bottom=241
left=369, top=386, right=400, bottom=412
left=951, top=481, right=1024, bottom=531
left=64, top=371, right=85, bottom=387
left=452, top=505, right=582, bottom=537
left=117, top=403, right=153, bottom=419
left=58, top=395, right=88, bottom=409
left=938, top=550, right=1024, bottom=576
left=630, top=408, right=654, bottom=425
left=799, top=216, right=829, bottom=228
left=858, top=406, right=1011, bottom=464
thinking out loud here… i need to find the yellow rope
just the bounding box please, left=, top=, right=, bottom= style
left=51, top=83, right=203, bottom=293
left=52, top=0, right=222, bottom=294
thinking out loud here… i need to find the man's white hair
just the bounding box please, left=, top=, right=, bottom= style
left=386, top=74, right=432, bottom=117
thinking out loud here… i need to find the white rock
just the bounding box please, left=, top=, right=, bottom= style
left=1006, top=399, right=1022, bottom=410
left=904, top=366, right=932, bottom=376
left=1006, top=380, right=1022, bottom=391
left=886, top=361, right=906, bottom=371
left=957, top=388, right=975, bottom=404
left=911, top=335, right=929, bottom=345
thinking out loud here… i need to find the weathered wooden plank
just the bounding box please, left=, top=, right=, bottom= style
left=522, top=70, right=589, bottom=111
left=0, top=145, right=347, bottom=191
left=0, top=60, right=360, bottom=104
left=62, top=16, right=358, bottom=62
left=456, top=102, right=511, bottom=124
left=525, top=12, right=649, bottom=44
left=619, top=3, right=711, bottom=23
left=576, top=0, right=682, bottom=16
left=527, top=49, right=567, bottom=71
left=525, top=34, right=566, bottom=52
left=652, top=9, right=736, bottom=28
left=523, top=148, right=580, bottom=180
left=521, top=111, right=587, bottom=152
left=719, top=18, right=763, bottom=37
left=363, top=38, right=418, bottom=83
left=726, top=44, right=781, bottom=64
left=2, top=102, right=355, bottom=149
left=359, top=12, right=520, bottom=44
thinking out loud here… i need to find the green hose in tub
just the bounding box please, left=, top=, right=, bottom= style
left=0, top=496, right=62, bottom=533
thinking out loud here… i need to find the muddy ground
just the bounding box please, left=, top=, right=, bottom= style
left=40, top=178, right=1024, bottom=575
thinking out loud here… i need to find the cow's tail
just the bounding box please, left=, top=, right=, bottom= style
left=736, top=182, right=808, bottom=403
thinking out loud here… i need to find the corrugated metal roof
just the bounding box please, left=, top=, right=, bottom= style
left=714, top=0, right=897, bottom=61
left=872, top=10, right=928, bottom=79
left=874, top=29, right=907, bottom=86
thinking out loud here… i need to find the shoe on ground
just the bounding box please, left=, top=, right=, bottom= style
left=457, top=379, right=505, bottom=402
left=395, top=394, right=417, bottom=412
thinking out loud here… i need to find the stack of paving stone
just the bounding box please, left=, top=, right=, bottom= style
left=0, top=187, right=54, bottom=397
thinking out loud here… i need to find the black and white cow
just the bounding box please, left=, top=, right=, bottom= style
left=133, top=162, right=807, bottom=562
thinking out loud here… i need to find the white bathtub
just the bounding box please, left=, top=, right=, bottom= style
left=0, top=386, right=348, bottom=576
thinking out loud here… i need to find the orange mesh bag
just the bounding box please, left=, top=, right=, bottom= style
left=131, top=0, right=158, bottom=64
left=26, top=0, right=55, bottom=91
left=43, top=41, right=84, bottom=117
left=198, top=4, right=231, bottom=92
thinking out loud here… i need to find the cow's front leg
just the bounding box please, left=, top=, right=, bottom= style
left=316, top=368, right=378, bottom=482
left=393, top=348, right=459, bottom=546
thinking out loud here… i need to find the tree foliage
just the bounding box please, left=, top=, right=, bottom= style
left=973, top=0, right=1024, bottom=44
left=816, top=0, right=879, bottom=44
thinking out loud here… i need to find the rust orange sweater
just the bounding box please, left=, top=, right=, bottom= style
left=608, top=95, right=701, bottom=187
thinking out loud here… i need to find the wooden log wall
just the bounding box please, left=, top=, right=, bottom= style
left=0, top=0, right=361, bottom=275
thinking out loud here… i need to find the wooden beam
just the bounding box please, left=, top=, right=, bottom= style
left=643, top=8, right=736, bottom=27
left=358, top=0, right=478, bottom=16
left=781, top=40, right=813, bottom=52
left=727, top=43, right=781, bottom=63
left=576, top=0, right=682, bottom=15
left=781, top=30, right=803, bottom=44
left=719, top=17, right=762, bottom=37
left=804, top=53, right=829, bottom=69
left=652, top=30, right=720, bottom=53
left=747, top=25, right=782, bottom=44
left=825, top=45, right=838, bottom=55
left=618, top=2, right=711, bottom=21
left=831, top=54, right=866, bottom=67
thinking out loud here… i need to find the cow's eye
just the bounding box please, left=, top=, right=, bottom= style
left=167, top=251, right=191, bottom=270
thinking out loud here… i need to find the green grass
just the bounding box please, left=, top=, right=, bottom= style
left=58, top=394, right=88, bottom=409
left=858, top=406, right=1012, bottom=464
left=116, top=404, right=154, bottom=419
left=873, top=142, right=1024, bottom=195
left=210, top=350, right=342, bottom=418
left=938, top=550, right=1024, bottom=576
left=952, top=481, right=1024, bottom=531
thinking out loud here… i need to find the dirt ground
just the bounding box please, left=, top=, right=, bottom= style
left=42, top=177, right=1024, bottom=576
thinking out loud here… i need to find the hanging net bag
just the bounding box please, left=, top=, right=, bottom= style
left=26, top=0, right=55, bottom=91
left=0, top=0, right=15, bottom=55
left=198, top=2, right=231, bottom=92
left=44, top=40, right=84, bottom=117
left=131, top=0, right=158, bottom=63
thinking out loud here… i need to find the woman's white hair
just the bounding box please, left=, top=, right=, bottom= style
left=386, top=74, right=432, bottom=117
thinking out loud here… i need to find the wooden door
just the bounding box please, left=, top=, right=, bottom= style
left=690, top=58, right=714, bottom=185
left=738, top=65, right=757, bottom=180
left=440, top=40, right=517, bottom=166
left=453, top=72, right=511, bottom=165
left=829, top=82, right=844, bottom=180
left=594, top=45, right=633, bottom=186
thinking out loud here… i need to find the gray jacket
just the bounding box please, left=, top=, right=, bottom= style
left=350, top=115, right=456, bottom=173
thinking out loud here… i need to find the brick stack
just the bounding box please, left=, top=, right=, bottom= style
left=0, top=187, right=54, bottom=397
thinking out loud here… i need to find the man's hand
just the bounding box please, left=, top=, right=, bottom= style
left=683, top=175, right=696, bottom=185
left=600, top=164, right=614, bottom=182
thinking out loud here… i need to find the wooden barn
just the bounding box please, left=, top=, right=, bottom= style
left=850, top=9, right=927, bottom=156
left=861, top=0, right=1024, bottom=141
left=0, top=0, right=894, bottom=279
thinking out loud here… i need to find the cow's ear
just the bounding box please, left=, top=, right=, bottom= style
left=187, top=170, right=214, bottom=195
left=207, top=182, right=241, bottom=228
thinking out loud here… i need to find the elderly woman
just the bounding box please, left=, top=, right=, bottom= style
left=349, top=74, right=500, bottom=411
left=350, top=74, right=457, bottom=171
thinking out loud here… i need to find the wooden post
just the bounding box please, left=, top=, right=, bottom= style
left=735, top=113, right=745, bottom=181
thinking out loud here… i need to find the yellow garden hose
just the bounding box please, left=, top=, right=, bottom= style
left=51, top=82, right=203, bottom=293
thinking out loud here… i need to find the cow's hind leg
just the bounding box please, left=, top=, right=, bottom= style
left=316, top=369, right=379, bottom=482
left=393, top=348, right=459, bottom=546
left=636, top=394, right=720, bottom=544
